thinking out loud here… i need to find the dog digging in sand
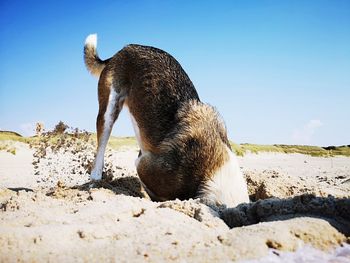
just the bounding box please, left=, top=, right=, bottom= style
left=84, top=34, right=249, bottom=207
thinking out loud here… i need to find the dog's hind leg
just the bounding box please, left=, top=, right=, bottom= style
left=90, top=75, right=125, bottom=181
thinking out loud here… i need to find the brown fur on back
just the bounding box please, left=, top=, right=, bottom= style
left=102, top=45, right=200, bottom=152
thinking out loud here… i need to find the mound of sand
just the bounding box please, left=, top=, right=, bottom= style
left=0, top=139, right=349, bottom=262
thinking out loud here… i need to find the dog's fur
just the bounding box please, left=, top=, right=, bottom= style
left=84, top=34, right=249, bottom=207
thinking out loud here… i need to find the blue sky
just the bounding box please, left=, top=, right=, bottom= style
left=1, top=0, right=349, bottom=146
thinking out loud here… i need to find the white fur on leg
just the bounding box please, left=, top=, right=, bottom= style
left=90, top=87, right=118, bottom=181
left=124, top=106, right=145, bottom=166
left=90, top=146, right=104, bottom=181
left=128, top=109, right=145, bottom=154
left=198, top=146, right=250, bottom=208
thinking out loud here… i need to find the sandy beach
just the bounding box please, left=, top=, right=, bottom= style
left=0, top=139, right=349, bottom=262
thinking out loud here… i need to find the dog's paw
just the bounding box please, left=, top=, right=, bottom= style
left=90, top=170, right=102, bottom=181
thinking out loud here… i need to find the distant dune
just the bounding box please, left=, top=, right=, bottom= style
left=1, top=129, right=349, bottom=157
left=0, top=130, right=23, bottom=137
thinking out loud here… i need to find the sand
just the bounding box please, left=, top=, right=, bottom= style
left=0, top=139, right=349, bottom=262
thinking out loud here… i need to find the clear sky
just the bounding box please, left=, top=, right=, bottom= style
left=1, top=0, right=349, bottom=146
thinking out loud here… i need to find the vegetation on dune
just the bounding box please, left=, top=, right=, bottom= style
left=0, top=131, right=31, bottom=143
left=0, top=121, right=137, bottom=152
left=323, top=145, right=350, bottom=157
left=230, top=142, right=246, bottom=157
left=1, top=121, right=349, bottom=157
left=229, top=142, right=350, bottom=157
left=274, top=144, right=328, bottom=157
left=238, top=144, right=284, bottom=155
left=107, top=136, right=138, bottom=150
left=0, top=143, right=16, bottom=155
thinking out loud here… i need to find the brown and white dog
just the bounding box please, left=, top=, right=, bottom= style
left=84, top=34, right=249, bottom=207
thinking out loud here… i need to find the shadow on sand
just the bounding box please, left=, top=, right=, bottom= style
left=220, top=194, right=350, bottom=236
left=73, top=175, right=148, bottom=199
left=7, top=187, right=34, bottom=193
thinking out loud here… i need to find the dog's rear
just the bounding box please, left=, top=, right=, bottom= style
left=84, top=34, right=249, bottom=207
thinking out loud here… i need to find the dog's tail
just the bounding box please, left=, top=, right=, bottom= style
left=84, top=34, right=109, bottom=77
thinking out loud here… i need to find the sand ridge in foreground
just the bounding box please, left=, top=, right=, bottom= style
left=0, top=139, right=349, bottom=262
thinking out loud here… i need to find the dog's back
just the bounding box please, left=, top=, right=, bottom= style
left=84, top=34, right=249, bottom=207
left=113, top=44, right=201, bottom=151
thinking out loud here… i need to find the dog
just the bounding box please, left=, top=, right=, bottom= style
left=84, top=34, right=249, bottom=207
